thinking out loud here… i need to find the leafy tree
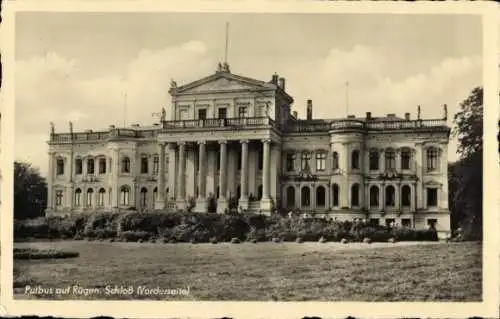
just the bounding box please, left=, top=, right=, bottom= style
left=14, top=161, right=47, bottom=220
left=449, top=87, right=482, bottom=240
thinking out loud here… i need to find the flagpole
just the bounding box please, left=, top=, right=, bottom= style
left=224, top=22, right=229, bottom=64
left=345, top=81, right=349, bottom=117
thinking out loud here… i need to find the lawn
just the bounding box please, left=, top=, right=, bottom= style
left=13, top=240, right=481, bottom=301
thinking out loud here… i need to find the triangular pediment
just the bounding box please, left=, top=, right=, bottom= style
left=172, top=72, right=275, bottom=95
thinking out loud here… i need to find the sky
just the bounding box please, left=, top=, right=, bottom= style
left=15, top=12, right=483, bottom=177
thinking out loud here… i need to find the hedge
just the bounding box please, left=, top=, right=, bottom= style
left=14, top=211, right=439, bottom=243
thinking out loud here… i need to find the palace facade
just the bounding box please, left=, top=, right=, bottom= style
left=46, top=63, right=451, bottom=237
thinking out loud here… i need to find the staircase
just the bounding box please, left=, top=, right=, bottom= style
left=247, top=201, right=261, bottom=213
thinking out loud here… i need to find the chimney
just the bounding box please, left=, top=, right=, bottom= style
left=278, top=77, right=286, bottom=90
left=405, top=113, right=410, bottom=120
left=366, top=112, right=372, bottom=120
left=272, top=73, right=279, bottom=84
left=292, top=111, right=298, bottom=119
left=306, top=99, right=313, bottom=120
left=347, top=115, right=355, bottom=119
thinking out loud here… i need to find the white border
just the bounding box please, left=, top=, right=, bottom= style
left=1, top=1, right=498, bottom=318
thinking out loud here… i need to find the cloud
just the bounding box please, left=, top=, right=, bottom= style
left=15, top=41, right=215, bottom=174
left=15, top=43, right=481, bottom=176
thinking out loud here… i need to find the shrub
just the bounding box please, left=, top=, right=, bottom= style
left=295, top=237, right=303, bottom=243
left=363, top=237, right=372, bottom=244
left=210, top=237, right=218, bottom=244
left=190, top=238, right=197, bottom=244
left=318, top=236, right=327, bottom=243
left=388, top=237, right=396, bottom=243
left=14, top=248, right=79, bottom=260
left=272, top=237, right=281, bottom=243
left=251, top=239, right=258, bottom=244
left=231, top=237, right=241, bottom=244
left=341, top=238, right=349, bottom=244
left=119, top=231, right=150, bottom=242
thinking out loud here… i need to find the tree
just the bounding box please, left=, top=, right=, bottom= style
left=449, top=86, right=483, bottom=240
left=14, top=161, right=47, bottom=220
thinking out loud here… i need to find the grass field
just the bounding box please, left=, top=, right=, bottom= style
left=14, top=241, right=481, bottom=301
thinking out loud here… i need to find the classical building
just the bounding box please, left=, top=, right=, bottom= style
left=46, top=62, right=451, bottom=237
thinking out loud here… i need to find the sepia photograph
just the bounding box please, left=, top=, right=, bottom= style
left=2, top=1, right=497, bottom=318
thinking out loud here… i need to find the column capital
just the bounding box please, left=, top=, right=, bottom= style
left=240, top=140, right=249, bottom=144
left=218, top=140, right=228, bottom=145
left=177, top=141, right=186, bottom=146
left=197, top=140, right=207, bottom=145
left=261, top=138, right=272, bottom=144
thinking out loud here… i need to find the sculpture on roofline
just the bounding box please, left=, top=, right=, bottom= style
left=443, top=104, right=448, bottom=121
left=170, top=79, right=177, bottom=88
left=69, top=121, right=73, bottom=134
left=160, top=107, right=166, bottom=122
left=417, top=105, right=421, bottom=120
left=50, top=122, right=55, bottom=135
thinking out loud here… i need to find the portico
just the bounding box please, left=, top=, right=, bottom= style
left=156, top=135, right=279, bottom=214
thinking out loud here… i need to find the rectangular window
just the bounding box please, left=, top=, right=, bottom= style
left=315, top=152, right=326, bottom=171
left=385, top=218, right=395, bottom=228
left=75, top=159, right=82, bottom=175
left=301, top=152, right=311, bottom=170
left=385, top=151, right=395, bottom=170
left=370, top=218, right=379, bottom=226
left=153, top=156, right=159, bottom=175
left=286, top=153, right=295, bottom=172
left=99, top=158, right=106, bottom=174
left=401, top=150, right=411, bottom=170
left=56, top=159, right=64, bottom=175
left=401, top=218, right=411, bottom=228
left=427, top=188, right=438, bottom=207
left=141, top=157, right=148, bottom=174
left=198, top=109, right=207, bottom=120
left=427, top=148, right=438, bottom=172
left=238, top=107, right=247, bottom=118
left=55, top=190, right=63, bottom=206
left=218, top=108, right=227, bottom=119
left=369, top=151, right=379, bottom=170
left=87, top=159, right=95, bottom=174
left=427, top=218, right=438, bottom=230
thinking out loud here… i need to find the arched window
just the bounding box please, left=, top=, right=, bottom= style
left=286, top=186, right=295, bottom=208
left=86, top=188, right=94, bottom=206
left=257, top=184, right=263, bottom=200
left=98, top=188, right=105, bottom=207
left=140, top=156, right=148, bottom=174
left=121, top=157, right=130, bottom=173
left=351, top=150, right=360, bottom=170
left=401, top=148, right=412, bottom=170
left=370, top=186, right=379, bottom=207
left=385, top=185, right=395, bottom=207
left=332, top=184, right=339, bottom=207
left=385, top=149, right=396, bottom=170
left=75, top=158, right=83, bottom=175
left=87, top=158, right=95, bottom=174
left=153, top=187, right=158, bottom=201
left=140, top=187, right=148, bottom=207
left=332, top=152, right=339, bottom=170
left=426, top=147, right=439, bottom=172
left=401, top=185, right=411, bottom=207
left=74, top=188, right=82, bottom=207
left=351, top=184, right=360, bottom=207
left=316, top=186, right=326, bottom=207
left=286, top=153, right=296, bottom=172
left=301, top=186, right=310, bottom=207
left=369, top=150, right=379, bottom=170
left=120, top=185, right=130, bottom=206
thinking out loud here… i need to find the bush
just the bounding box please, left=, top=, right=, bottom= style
left=272, top=237, right=281, bottom=243
left=14, top=248, right=79, bottom=260
left=388, top=237, right=396, bottom=243
left=119, top=231, right=150, bottom=242
left=341, top=238, right=349, bottom=244
left=295, top=237, right=303, bottom=243
left=251, top=239, right=258, bottom=244
left=318, top=236, right=327, bottom=243
left=231, top=237, right=241, bottom=244
left=210, top=237, right=218, bottom=244
left=363, top=237, right=372, bottom=244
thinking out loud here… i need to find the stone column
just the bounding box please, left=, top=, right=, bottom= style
left=379, top=149, right=385, bottom=172
left=238, top=140, right=250, bottom=210
left=395, top=149, right=401, bottom=172
left=176, top=141, right=187, bottom=210
left=167, top=143, right=177, bottom=200
left=217, top=140, right=228, bottom=213
left=341, top=143, right=349, bottom=208
left=195, top=141, right=208, bottom=212
left=260, top=139, right=273, bottom=213
left=155, top=143, right=166, bottom=210
left=46, top=151, right=55, bottom=212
